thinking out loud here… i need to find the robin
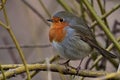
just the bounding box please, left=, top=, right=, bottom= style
left=47, top=11, right=116, bottom=68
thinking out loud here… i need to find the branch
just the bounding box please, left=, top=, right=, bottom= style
left=91, top=4, right=120, bottom=28
left=0, top=0, right=6, bottom=11
left=83, top=0, right=120, bottom=53
left=95, top=72, right=120, bottom=80
left=0, top=1, right=31, bottom=79
left=0, top=64, right=108, bottom=79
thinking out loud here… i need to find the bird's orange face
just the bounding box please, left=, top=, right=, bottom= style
left=49, top=17, right=69, bottom=42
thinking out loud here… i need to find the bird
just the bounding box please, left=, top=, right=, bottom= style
left=47, top=11, right=116, bottom=68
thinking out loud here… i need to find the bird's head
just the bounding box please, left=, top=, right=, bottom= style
left=47, top=11, right=74, bottom=42
left=47, top=11, right=74, bottom=24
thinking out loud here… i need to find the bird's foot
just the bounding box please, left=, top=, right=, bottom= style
left=72, top=65, right=81, bottom=78
left=59, top=59, right=74, bottom=71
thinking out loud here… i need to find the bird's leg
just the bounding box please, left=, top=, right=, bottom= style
left=77, top=58, right=83, bottom=71
left=73, top=59, right=83, bottom=78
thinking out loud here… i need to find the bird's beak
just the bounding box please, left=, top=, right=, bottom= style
left=47, top=19, right=53, bottom=22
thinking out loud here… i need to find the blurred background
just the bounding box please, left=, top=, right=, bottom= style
left=0, top=0, right=120, bottom=80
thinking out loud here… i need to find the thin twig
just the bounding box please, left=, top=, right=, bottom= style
left=91, top=4, right=120, bottom=28
left=21, top=0, right=50, bottom=26
left=57, top=0, right=72, bottom=13
left=0, top=44, right=51, bottom=49
left=89, top=37, right=120, bottom=70
left=38, top=0, right=51, bottom=18
left=0, top=1, right=31, bottom=79
left=83, top=0, right=120, bottom=53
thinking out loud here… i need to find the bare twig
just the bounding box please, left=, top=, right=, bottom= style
left=21, top=0, right=50, bottom=26
left=0, top=0, right=31, bottom=79
left=0, top=44, right=51, bottom=49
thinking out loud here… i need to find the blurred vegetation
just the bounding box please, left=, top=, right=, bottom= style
left=0, top=0, right=120, bottom=80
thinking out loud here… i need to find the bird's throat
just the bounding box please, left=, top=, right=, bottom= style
left=49, top=22, right=68, bottom=42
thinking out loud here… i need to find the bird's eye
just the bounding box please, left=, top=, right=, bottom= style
left=59, top=18, right=64, bottom=22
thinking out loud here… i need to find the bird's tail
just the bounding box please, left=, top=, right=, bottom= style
left=96, top=47, right=117, bottom=58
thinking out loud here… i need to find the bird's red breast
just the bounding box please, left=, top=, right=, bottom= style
left=49, top=17, right=69, bottom=42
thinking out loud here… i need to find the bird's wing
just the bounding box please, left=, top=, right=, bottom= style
left=69, top=24, right=116, bottom=58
